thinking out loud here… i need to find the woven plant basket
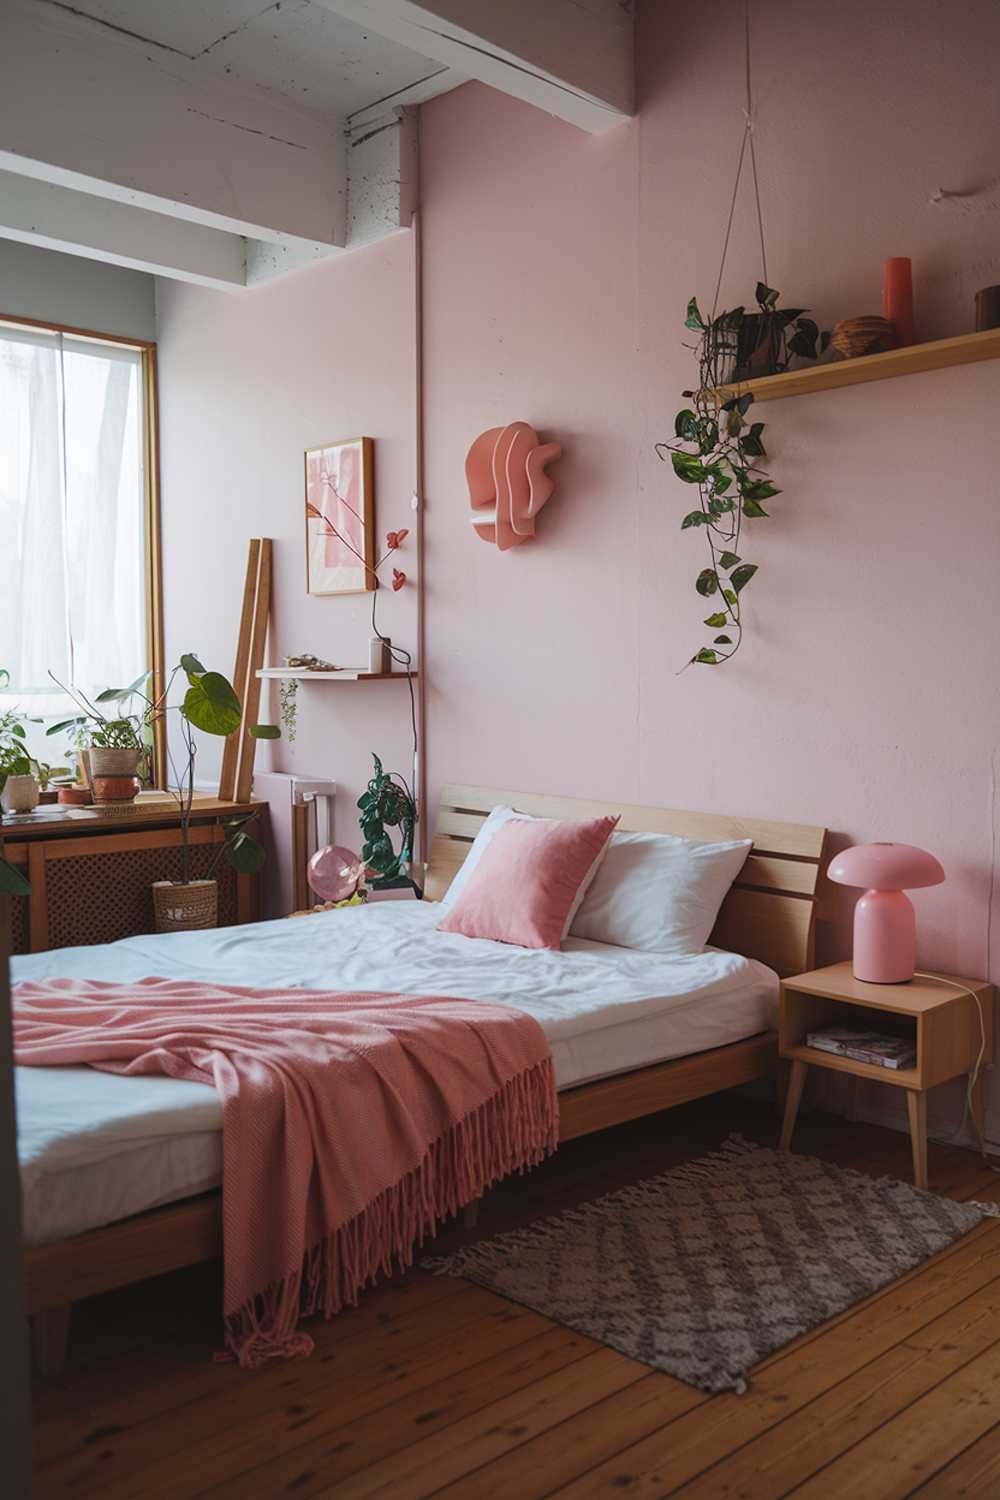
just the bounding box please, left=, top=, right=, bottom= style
left=90, top=746, right=142, bottom=778
left=152, top=879, right=218, bottom=933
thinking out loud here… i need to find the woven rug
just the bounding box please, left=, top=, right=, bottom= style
left=425, top=1135, right=998, bottom=1394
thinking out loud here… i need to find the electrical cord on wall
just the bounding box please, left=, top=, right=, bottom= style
left=912, top=970, right=998, bottom=1170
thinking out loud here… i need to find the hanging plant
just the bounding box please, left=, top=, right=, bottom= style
left=279, top=677, right=298, bottom=742
left=658, top=283, right=825, bottom=665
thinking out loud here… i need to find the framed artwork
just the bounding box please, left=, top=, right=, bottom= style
left=304, top=435, right=375, bottom=595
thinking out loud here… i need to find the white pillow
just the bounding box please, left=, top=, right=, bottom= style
left=439, top=805, right=528, bottom=910
left=569, top=829, right=751, bottom=955
left=439, top=803, right=612, bottom=937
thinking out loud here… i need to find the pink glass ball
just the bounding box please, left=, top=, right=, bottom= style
left=307, top=845, right=364, bottom=903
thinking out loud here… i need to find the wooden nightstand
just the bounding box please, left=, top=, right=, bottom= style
left=779, top=962, right=994, bottom=1188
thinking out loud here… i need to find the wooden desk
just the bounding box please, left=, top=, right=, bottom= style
left=1, top=795, right=266, bottom=954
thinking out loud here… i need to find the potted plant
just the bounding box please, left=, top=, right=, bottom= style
left=0, top=690, right=37, bottom=814
left=358, top=753, right=419, bottom=893
left=32, top=759, right=71, bottom=805
left=0, top=672, right=34, bottom=893
left=47, top=670, right=153, bottom=801
left=148, top=653, right=277, bottom=932
left=657, top=285, right=828, bottom=666
left=46, top=657, right=277, bottom=929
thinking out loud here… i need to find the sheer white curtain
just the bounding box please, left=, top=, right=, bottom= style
left=0, top=324, right=147, bottom=763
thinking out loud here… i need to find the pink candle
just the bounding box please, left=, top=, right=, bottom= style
left=883, top=257, right=914, bottom=346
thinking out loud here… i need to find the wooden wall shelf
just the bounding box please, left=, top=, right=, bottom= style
left=256, top=669, right=418, bottom=682
left=713, top=327, right=1000, bottom=404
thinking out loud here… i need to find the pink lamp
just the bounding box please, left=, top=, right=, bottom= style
left=827, top=843, right=944, bottom=983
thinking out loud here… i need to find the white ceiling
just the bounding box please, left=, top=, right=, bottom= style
left=5, top=1, right=633, bottom=286
left=40, top=0, right=445, bottom=118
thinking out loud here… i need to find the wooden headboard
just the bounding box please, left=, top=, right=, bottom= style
left=425, top=785, right=827, bottom=977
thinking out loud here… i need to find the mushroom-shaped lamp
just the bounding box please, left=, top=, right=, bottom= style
left=827, top=842, right=944, bottom=984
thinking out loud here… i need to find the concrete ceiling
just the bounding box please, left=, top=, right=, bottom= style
left=45, top=0, right=447, bottom=119
left=0, top=0, right=634, bottom=290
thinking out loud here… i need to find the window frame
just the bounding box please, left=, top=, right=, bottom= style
left=0, top=311, right=166, bottom=788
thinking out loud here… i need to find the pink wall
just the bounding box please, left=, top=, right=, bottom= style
left=418, top=1, right=1000, bottom=1131
left=156, top=235, right=418, bottom=872
left=158, top=0, right=1000, bottom=1134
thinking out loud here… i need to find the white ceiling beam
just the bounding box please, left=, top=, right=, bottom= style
left=0, top=170, right=246, bottom=288
left=318, top=0, right=634, bottom=133
left=346, top=64, right=467, bottom=132
left=0, top=1, right=347, bottom=248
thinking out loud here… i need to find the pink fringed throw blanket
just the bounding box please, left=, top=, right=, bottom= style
left=14, top=977, right=558, bottom=1366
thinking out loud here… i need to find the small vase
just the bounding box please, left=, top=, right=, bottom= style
left=1, top=774, right=40, bottom=814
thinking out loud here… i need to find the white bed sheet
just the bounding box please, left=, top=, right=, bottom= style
left=14, top=900, right=778, bottom=1246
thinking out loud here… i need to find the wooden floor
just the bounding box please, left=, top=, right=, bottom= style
left=32, top=1096, right=1000, bottom=1498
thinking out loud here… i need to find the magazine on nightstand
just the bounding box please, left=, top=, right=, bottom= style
left=806, top=1027, right=916, bottom=1070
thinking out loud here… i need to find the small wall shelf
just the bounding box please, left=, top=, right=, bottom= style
left=713, top=327, right=1000, bottom=404
left=256, top=668, right=416, bottom=682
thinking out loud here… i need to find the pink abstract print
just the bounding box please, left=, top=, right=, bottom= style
left=305, top=437, right=374, bottom=594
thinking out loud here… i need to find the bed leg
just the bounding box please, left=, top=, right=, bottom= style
left=462, top=1198, right=481, bottom=1230
left=32, top=1304, right=72, bottom=1377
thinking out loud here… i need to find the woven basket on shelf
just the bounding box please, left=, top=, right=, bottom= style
left=152, top=879, right=218, bottom=933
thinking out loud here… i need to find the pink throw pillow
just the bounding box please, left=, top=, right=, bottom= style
left=437, top=814, right=619, bottom=950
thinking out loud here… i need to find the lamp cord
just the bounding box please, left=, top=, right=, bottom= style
left=912, top=970, right=998, bottom=1170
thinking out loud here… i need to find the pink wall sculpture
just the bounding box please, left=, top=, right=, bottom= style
left=466, top=422, right=561, bottom=550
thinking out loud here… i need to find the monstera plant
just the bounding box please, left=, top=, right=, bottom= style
left=358, top=753, right=417, bottom=891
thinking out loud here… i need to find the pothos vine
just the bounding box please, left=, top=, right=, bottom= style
left=658, top=283, right=824, bottom=666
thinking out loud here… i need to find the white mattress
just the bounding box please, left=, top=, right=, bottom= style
left=13, top=900, right=778, bottom=1246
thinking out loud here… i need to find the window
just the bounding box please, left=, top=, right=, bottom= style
left=0, top=317, right=163, bottom=781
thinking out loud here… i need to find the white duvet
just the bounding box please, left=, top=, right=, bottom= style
left=14, top=900, right=778, bottom=1246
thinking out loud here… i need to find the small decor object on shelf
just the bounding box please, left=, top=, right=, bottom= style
left=827, top=842, right=945, bottom=983
left=829, top=316, right=897, bottom=361
left=368, top=637, right=390, bottom=674
left=304, top=436, right=374, bottom=596
left=882, top=258, right=914, bottom=346
left=466, top=422, right=561, bottom=551
left=1, top=773, right=38, bottom=814
left=285, top=654, right=340, bottom=671
left=358, top=753, right=418, bottom=892
left=975, top=285, right=1000, bottom=332
left=307, top=844, right=366, bottom=904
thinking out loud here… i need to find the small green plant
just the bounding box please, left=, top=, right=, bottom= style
left=279, top=678, right=298, bottom=742
left=0, top=668, right=33, bottom=893
left=358, top=753, right=416, bottom=888
left=32, top=759, right=71, bottom=791
left=658, top=284, right=825, bottom=666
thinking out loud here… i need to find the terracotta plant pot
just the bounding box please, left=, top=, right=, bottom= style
left=89, top=746, right=142, bottom=778
left=91, top=774, right=141, bottom=806
left=152, top=879, right=218, bottom=933
left=58, top=785, right=92, bottom=806
left=1, top=774, right=39, bottom=814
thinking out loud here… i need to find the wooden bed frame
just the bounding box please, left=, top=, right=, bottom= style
left=24, top=783, right=827, bottom=1365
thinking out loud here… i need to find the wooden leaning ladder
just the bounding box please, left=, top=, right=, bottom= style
left=218, top=537, right=272, bottom=804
